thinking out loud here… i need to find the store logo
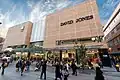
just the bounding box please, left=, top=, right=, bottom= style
left=76, top=15, right=93, bottom=23
left=60, top=15, right=93, bottom=26
left=60, top=20, right=74, bottom=26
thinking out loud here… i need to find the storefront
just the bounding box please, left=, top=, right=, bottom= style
left=14, top=47, right=45, bottom=60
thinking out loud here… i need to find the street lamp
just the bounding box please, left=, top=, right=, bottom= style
left=91, top=37, right=96, bottom=41
left=91, top=36, right=103, bottom=42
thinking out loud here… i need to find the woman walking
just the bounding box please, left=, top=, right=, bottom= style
left=95, top=67, right=104, bottom=80
left=55, top=62, right=62, bottom=80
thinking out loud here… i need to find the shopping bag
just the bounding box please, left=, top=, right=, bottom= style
left=4, top=63, right=8, bottom=67
left=16, top=68, right=19, bottom=72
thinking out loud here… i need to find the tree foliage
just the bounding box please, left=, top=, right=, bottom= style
left=76, top=44, right=87, bottom=65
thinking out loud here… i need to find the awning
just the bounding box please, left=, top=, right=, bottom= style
left=44, top=47, right=73, bottom=51
left=44, top=45, right=106, bottom=51
left=4, top=48, right=13, bottom=52
left=13, top=47, right=44, bottom=53
left=13, top=48, right=29, bottom=52
left=110, top=52, right=120, bottom=55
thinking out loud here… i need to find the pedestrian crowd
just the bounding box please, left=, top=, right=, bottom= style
left=1, top=56, right=120, bottom=80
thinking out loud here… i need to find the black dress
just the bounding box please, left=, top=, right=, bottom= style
left=95, top=69, right=104, bottom=80
left=55, top=64, right=62, bottom=80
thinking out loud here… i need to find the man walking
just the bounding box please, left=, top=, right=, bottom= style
left=1, top=60, right=7, bottom=75
left=55, top=62, right=62, bottom=80
left=40, top=59, right=47, bottom=80
left=71, top=61, right=77, bottom=76
left=19, top=60, right=25, bottom=76
left=26, top=60, right=31, bottom=71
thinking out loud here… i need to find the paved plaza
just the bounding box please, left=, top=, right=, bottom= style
left=0, top=63, right=120, bottom=80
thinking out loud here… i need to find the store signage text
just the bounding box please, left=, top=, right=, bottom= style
left=60, top=15, right=93, bottom=26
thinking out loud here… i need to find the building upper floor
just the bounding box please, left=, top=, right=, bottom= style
left=44, top=0, right=105, bottom=49
left=3, top=21, right=33, bottom=49
left=103, top=3, right=120, bottom=41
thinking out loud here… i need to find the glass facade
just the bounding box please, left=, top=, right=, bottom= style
left=30, top=17, right=46, bottom=42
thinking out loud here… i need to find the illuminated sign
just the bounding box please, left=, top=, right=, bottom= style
left=60, top=15, right=93, bottom=26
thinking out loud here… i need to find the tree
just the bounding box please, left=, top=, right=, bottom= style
left=76, top=44, right=87, bottom=67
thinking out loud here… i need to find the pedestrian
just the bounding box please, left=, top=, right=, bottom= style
left=115, top=63, right=119, bottom=72
left=26, top=60, right=31, bottom=71
left=16, top=61, right=19, bottom=72
left=111, top=56, right=116, bottom=67
left=35, top=61, right=41, bottom=71
left=60, top=61, right=63, bottom=70
left=71, top=61, right=77, bottom=76
left=63, top=66, right=69, bottom=80
left=95, top=67, right=104, bottom=80
left=1, top=60, right=8, bottom=75
left=88, top=59, right=93, bottom=69
left=19, top=60, right=26, bottom=76
left=40, top=59, right=47, bottom=80
left=65, top=62, right=69, bottom=71
left=55, top=62, right=62, bottom=80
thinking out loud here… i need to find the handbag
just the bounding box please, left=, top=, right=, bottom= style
left=64, top=70, right=69, bottom=77
left=116, top=64, right=119, bottom=67
left=4, top=63, right=8, bottom=67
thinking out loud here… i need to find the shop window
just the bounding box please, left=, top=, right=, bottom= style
left=116, top=23, right=120, bottom=31
left=116, top=36, right=120, bottom=44
left=30, top=41, right=43, bottom=47
left=114, top=28, right=117, bottom=33
left=113, top=38, right=117, bottom=45
left=105, top=34, right=110, bottom=40
left=119, top=36, right=120, bottom=43
left=111, top=30, right=114, bottom=35
left=108, top=40, right=113, bottom=47
left=56, top=41, right=61, bottom=45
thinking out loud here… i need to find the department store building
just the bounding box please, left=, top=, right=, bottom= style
left=44, top=0, right=107, bottom=52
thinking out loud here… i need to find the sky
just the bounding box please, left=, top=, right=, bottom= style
left=0, top=0, right=120, bottom=28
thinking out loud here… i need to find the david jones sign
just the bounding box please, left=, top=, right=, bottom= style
left=60, top=15, right=93, bottom=26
